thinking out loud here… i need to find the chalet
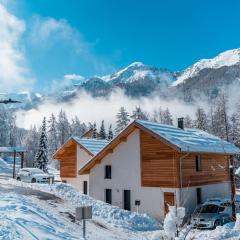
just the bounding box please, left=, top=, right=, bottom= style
left=53, top=137, right=108, bottom=193
left=79, top=119, right=239, bottom=221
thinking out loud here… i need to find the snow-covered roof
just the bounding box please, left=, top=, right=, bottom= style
left=0, top=147, right=27, bottom=153
left=136, top=120, right=240, bottom=154
left=73, top=137, right=109, bottom=155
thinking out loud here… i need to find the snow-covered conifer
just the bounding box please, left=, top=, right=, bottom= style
left=194, top=107, right=209, bottom=131
left=34, top=117, right=49, bottom=172
left=99, top=120, right=106, bottom=139
left=23, top=125, right=39, bottom=167
left=57, top=109, right=71, bottom=145
left=184, top=115, right=193, bottom=128
left=107, top=124, right=113, bottom=140
left=162, top=108, right=173, bottom=125
left=92, top=122, right=97, bottom=139
left=115, top=107, right=130, bottom=134
left=131, top=106, right=148, bottom=120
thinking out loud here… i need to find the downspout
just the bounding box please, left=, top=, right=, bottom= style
left=179, top=148, right=190, bottom=207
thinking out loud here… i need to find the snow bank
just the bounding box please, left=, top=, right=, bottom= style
left=0, top=158, right=12, bottom=173
left=0, top=192, right=80, bottom=240
left=6, top=180, right=160, bottom=232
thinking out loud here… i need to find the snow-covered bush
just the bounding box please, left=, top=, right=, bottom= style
left=163, top=206, right=185, bottom=239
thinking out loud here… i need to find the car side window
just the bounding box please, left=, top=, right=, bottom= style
left=219, top=206, right=225, bottom=212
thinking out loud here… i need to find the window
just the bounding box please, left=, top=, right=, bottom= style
left=195, top=155, right=202, bottom=172
left=196, top=188, right=202, bottom=204
left=123, top=190, right=131, bottom=211
left=83, top=181, right=88, bottom=195
left=105, top=189, right=112, bottom=204
left=105, top=165, right=112, bottom=179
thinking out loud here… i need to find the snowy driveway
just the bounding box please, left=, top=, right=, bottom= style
left=0, top=181, right=155, bottom=240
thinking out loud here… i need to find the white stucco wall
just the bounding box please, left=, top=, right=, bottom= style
left=62, top=145, right=90, bottom=193
left=89, top=129, right=232, bottom=222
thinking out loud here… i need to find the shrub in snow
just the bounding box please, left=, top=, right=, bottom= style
left=163, top=206, right=185, bottom=239
left=234, top=213, right=240, bottom=231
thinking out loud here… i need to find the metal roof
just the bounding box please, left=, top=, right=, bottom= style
left=136, top=120, right=240, bottom=154
left=73, top=137, right=109, bottom=155
left=0, top=146, right=27, bottom=153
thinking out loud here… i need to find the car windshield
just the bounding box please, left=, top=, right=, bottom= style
left=196, top=204, right=219, bottom=213
left=30, top=169, right=44, bottom=174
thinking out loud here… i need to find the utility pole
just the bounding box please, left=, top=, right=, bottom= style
left=230, top=155, right=236, bottom=220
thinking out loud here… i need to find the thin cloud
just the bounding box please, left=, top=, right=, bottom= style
left=28, top=15, right=114, bottom=75
left=0, top=3, right=34, bottom=92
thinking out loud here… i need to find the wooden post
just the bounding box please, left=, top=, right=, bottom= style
left=13, top=150, right=16, bottom=179
left=230, top=155, right=236, bottom=220
left=20, top=152, right=24, bottom=168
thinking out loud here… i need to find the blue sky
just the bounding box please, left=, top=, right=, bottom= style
left=1, top=0, right=240, bottom=92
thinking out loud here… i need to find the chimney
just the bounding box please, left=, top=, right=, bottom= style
left=178, top=118, right=184, bottom=130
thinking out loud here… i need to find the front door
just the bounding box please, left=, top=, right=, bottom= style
left=123, top=190, right=131, bottom=211
left=164, top=192, right=175, bottom=215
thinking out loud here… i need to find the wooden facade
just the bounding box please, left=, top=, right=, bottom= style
left=54, top=139, right=77, bottom=177
left=140, top=129, right=230, bottom=188
left=179, top=153, right=229, bottom=187
left=141, top=130, right=179, bottom=188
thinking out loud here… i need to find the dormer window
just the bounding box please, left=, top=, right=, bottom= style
left=195, top=155, right=202, bottom=172
left=105, top=165, right=112, bottom=179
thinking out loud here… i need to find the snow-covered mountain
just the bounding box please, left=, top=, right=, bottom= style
left=76, top=62, right=175, bottom=97
left=3, top=48, right=240, bottom=109
left=172, top=48, right=240, bottom=86
left=171, top=48, right=240, bottom=101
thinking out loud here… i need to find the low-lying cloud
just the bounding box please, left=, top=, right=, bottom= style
left=16, top=90, right=198, bottom=130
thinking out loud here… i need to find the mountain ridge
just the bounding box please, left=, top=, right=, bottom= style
left=3, top=48, right=240, bottom=109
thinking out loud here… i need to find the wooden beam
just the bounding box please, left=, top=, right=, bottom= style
left=119, top=137, right=127, bottom=142
left=106, top=149, right=113, bottom=154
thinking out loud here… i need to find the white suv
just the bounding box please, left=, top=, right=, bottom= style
left=16, top=168, right=50, bottom=183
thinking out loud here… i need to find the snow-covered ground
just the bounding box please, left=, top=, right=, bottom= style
left=0, top=178, right=160, bottom=240
left=0, top=157, right=240, bottom=240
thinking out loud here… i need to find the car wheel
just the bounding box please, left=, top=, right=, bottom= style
left=17, top=177, right=21, bottom=181
left=214, top=219, right=221, bottom=229
left=31, top=178, right=36, bottom=183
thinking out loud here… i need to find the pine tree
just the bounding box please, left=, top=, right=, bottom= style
left=99, top=120, right=106, bottom=139
left=92, top=122, right=97, bottom=139
left=47, top=114, right=59, bottom=167
left=184, top=115, right=193, bottom=128
left=9, top=114, right=17, bottom=147
left=71, top=116, right=87, bottom=137
left=229, top=113, right=240, bottom=146
left=211, top=93, right=230, bottom=140
left=115, top=107, right=130, bottom=134
left=34, top=117, right=49, bottom=172
left=23, top=125, right=39, bottom=167
left=131, top=106, right=148, bottom=120
left=162, top=108, right=173, bottom=125
left=0, top=106, right=10, bottom=146
left=107, top=124, right=113, bottom=140
left=57, top=109, right=71, bottom=145
left=194, top=107, right=209, bottom=131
